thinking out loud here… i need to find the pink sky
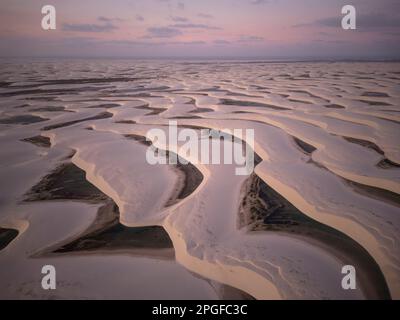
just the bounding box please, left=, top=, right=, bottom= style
left=0, top=0, right=399, bottom=58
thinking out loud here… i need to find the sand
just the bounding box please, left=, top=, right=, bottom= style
left=0, top=59, right=399, bottom=299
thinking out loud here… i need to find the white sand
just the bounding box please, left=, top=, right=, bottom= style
left=0, top=60, right=399, bottom=299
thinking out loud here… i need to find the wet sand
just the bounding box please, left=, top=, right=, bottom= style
left=24, top=160, right=174, bottom=258
left=42, top=112, right=113, bottom=131
left=24, top=163, right=109, bottom=203
left=238, top=173, right=391, bottom=299
left=0, top=228, right=18, bottom=251
left=21, top=135, right=51, bottom=148
left=220, top=98, right=290, bottom=110
left=52, top=200, right=174, bottom=257
left=167, top=154, right=204, bottom=206
left=0, top=115, right=48, bottom=125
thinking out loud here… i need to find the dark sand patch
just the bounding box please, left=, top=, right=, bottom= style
left=14, top=104, right=30, bottom=109
left=0, top=115, right=49, bottom=125
left=357, top=100, right=392, bottom=106
left=239, top=173, right=310, bottom=231
left=103, top=86, right=168, bottom=96
left=189, top=108, right=214, bottom=113
left=166, top=153, right=204, bottom=206
left=343, top=137, right=384, bottom=155
left=21, top=135, right=51, bottom=148
left=38, top=77, right=150, bottom=86
left=169, top=115, right=203, bottom=119
left=146, top=108, right=167, bottom=116
left=135, top=104, right=167, bottom=115
left=377, top=117, right=400, bottom=125
left=277, top=94, right=290, bottom=98
left=0, top=81, right=11, bottom=88
left=382, top=109, right=400, bottom=113
left=0, top=86, right=109, bottom=98
left=24, top=96, right=59, bottom=101
left=325, top=104, right=345, bottom=109
left=177, top=124, right=209, bottom=131
left=86, top=103, right=121, bottom=109
left=231, top=111, right=256, bottom=114
left=0, top=228, right=18, bottom=251
left=377, top=158, right=400, bottom=169
left=173, top=158, right=203, bottom=199
left=288, top=99, right=312, bottom=105
left=124, top=134, right=152, bottom=146
left=293, top=137, right=316, bottom=154
left=123, top=86, right=170, bottom=93
left=184, top=97, right=196, bottom=105
left=209, top=88, right=262, bottom=98
left=173, top=91, right=209, bottom=96
left=53, top=201, right=173, bottom=254
left=24, top=163, right=109, bottom=203
left=361, top=92, right=390, bottom=98
left=228, top=92, right=263, bottom=98
left=346, top=180, right=400, bottom=208
left=115, top=120, right=137, bottom=124
left=29, top=106, right=69, bottom=112
left=115, top=93, right=164, bottom=98
left=220, top=99, right=290, bottom=111
left=238, top=173, right=391, bottom=299
left=42, top=111, right=112, bottom=131
left=288, top=90, right=328, bottom=101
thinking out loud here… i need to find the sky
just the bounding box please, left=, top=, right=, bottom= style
left=0, top=0, right=400, bottom=59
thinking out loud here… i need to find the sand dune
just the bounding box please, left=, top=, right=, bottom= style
left=0, top=60, right=399, bottom=299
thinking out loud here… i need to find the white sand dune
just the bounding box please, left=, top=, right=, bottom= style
left=0, top=60, right=399, bottom=299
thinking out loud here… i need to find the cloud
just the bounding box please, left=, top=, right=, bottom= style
left=136, top=14, right=145, bottom=22
left=197, top=13, right=213, bottom=19
left=238, top=35, right=264, bottom=42
left=250, top=0, right=269, bottom=5
left=349, top=13, right=400, bottom=29
left=311, top=39, right=350, bottom=44
left=213, top=39, right=231, bottom=45
left=213, top=36, right=264, bottom=45
left=102, top=39, right=205, bottom=47
left=294, top=13, right=400, bottom=30
left=145, top=27, right=182, bottom=38
left=169, top=23, right=222, bottom=30
left=170, top=16, right=188, bottom=22
left=98, top=16, right=123, bottom=23
left=62, top=23, right=118, bottom=33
